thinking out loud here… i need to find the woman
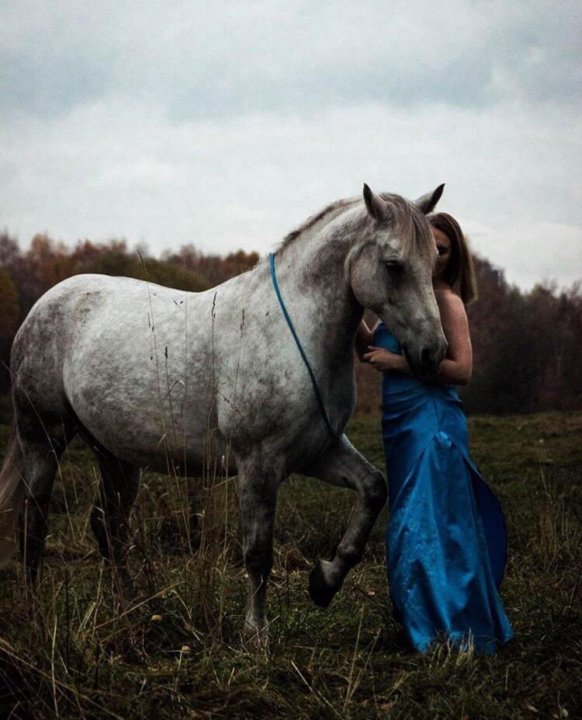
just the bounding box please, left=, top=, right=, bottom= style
left=357, top=213, right=513, bottom=653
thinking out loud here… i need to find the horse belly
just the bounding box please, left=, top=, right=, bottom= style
left=67, top=360, right=213, bottom=471
left=64, top=295, right=217, bottom=472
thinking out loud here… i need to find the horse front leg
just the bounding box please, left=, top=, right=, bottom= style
left=305, top=435, right=387, bottom=608
left=237, top=458, right=282, bottom=638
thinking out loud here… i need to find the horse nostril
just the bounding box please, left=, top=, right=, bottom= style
left=405, top=344, right=442, bottom=376
left=421, top=347, right=432, bottom=369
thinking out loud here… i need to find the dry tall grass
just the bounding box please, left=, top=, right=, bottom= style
left=0, top=412, right=580, bottom=719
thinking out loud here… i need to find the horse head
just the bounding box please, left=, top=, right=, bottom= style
left=349, top=184, right=447, bottom=376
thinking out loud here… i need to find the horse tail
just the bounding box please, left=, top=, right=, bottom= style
left=0, top=429, right=25, bottom=564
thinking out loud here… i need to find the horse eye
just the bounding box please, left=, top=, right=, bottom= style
left=385, top=261, right=403, bottom=272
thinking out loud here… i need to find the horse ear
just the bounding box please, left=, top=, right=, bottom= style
left=415, top=184, right=445, bottom=214
left=363, top=183, right=388, bottom=221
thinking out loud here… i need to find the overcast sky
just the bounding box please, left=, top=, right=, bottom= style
left=1, top=0, right=581, bottom=290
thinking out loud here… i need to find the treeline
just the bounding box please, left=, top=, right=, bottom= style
left=463, top=258, right=582, bottom=413
left=0, top=231, right=581, bottom=415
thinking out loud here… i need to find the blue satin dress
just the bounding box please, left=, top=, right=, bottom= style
left=373, top=323, right=513, bottom=653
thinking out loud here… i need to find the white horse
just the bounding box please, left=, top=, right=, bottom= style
left=0, top=184, right=446, bottom=635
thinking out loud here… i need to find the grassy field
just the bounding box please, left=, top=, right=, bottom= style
left=0, top=412, right=581, bottom=719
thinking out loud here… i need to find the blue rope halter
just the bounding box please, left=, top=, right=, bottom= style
left=269, top=252, right=341, bottom=440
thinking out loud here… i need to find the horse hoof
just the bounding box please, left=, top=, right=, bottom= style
left=308, top=560, right=336, bottom=608
left=243, top=619, right=269, bottom=647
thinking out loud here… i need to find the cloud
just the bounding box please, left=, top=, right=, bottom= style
left=0, top=0, right=581, bottom=290
left=2, top=1, right=581, bottom=120
left=468, top=221, right=582, bottom=290
left=2, top=95, right=580, bottom=289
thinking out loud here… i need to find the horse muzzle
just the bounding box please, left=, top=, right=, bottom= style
left=403, top=337, right=447, bottom=377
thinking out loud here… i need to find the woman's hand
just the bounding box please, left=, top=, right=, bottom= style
left=363, top=346, right=409, bottom=374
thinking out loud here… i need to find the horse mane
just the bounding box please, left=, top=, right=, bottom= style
left=280, top=192, right=432, bottom=256
left=280, top=198, right=360, bottom=250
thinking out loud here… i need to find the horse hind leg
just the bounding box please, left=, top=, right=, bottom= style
left=89, top=442, right=139, bottom=587
left=16, top=417, right=73, bottom=583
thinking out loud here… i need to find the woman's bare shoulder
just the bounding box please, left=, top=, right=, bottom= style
left=435, top=286, right=466, bottom=319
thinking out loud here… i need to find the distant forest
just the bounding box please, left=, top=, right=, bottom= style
left=1, top=230, right=581, bottom=417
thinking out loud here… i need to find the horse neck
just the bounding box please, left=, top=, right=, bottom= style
left=275, top=216, right=363, bottom=363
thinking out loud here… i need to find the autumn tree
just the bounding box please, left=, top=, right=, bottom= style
left=0, top=268, right=20, bottom=392
left=165, top=245, right=259, bottom=286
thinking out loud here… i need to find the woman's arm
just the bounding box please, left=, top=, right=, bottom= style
left=362, top=346, right=411, bottom=373
left=363, top=289, right=473, bottom=385
left=434, top=289, right=472, bottom=385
